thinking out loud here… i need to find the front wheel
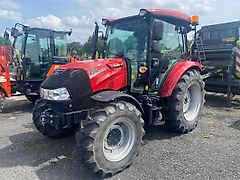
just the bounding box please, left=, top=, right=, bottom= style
left=76, top=101, right=145, bottom=177
left=165, top=69, right=205, bottom=133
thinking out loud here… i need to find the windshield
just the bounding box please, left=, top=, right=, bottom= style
left=106, top=18, right=148, bottom=61
left=25, top=29, right=52, bottom=65
left=24, top=29, right=52, bottom=79
left=54, top=32, right=67, bottom=56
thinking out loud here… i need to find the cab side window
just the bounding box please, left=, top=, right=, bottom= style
left=25, top=34, right=38, bottom=62
left=160, top=22, right=184, bottom=62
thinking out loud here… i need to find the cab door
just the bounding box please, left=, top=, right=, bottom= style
left=24, top=29, right=52, bottom=80
left=149, top=21, right=185, bottom=93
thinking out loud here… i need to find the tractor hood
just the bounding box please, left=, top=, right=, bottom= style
left=57, top=58, right=128, bottom=93
left=59, top=58, right=126, bottom=77
left=41, top=58, right=128, bottom=111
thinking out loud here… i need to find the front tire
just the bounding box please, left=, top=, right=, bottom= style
left=33, top=100, right=78, bottom=139
left=165, top=69, right=204, bottom=133
left=76, top=101, right=144, bottom=177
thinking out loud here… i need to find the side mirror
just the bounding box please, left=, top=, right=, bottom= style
left=3, top=31, right=9, bottom=40
left=152, top=41, right=162, bottom=54
left=153, top=21, right=164, bottom=40
left=11, top=28, right=21, bottom=38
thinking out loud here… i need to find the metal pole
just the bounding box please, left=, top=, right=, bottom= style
left=92, top=22, right=99, bottom=59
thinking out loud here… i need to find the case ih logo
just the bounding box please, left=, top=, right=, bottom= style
left=89, top=68, right=99, bottom=76
left=89, top=66, right=108, bottom=78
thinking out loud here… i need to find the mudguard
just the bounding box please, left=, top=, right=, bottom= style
left=160, top=61, right=202, bottom=97
left=91, top=90, right=144, bottom=113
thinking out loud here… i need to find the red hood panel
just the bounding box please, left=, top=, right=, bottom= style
left=61, top=58, right=122, bottom=73
left=60, top=58, right=128, bottom=93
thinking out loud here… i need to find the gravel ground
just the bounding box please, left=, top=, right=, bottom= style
left=0, top=94, right=240, bottom=180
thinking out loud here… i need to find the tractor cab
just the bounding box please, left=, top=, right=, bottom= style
left=3, top=23, right=72, bottom=100
left=10, top=23, right=72, bottom=81
left=101, top=9, right=198, bottom=95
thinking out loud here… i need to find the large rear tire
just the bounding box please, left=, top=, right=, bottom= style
left=33, top=100, right=78, bottom=139
left=76, top=101, right=144, bottom=177
left=165, top=69, right=204, bottom=133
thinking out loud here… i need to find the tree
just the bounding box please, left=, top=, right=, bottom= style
left=67, top=35, right=105, bottom=59
left=82, top=36, right=93, bottom=55
left=67, top=42, right=83, bottom=56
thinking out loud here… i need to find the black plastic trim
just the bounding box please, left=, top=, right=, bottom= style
left=91, top=90, right=144, bottom=113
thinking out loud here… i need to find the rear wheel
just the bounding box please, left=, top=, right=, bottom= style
left=33, top=100, right=78, bottom=139
left=25, top=95, right=39, bottom=103
left=76, top=101, right=144, bottom=177
left=165, top=69, right=204, bottom=133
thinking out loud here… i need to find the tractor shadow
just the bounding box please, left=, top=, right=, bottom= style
left=205, top=93, right=240, bottom=109
left=3, top=95, right=33, bottom=114
left=143, top=125, right=181, bottom=144
left=0, top=127, right=99, bottom=180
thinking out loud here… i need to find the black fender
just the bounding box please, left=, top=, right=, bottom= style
left=91, top=91, right=144, bottom=114
left=0, top=84, right=8, bottom=97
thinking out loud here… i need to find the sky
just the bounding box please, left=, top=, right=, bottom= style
left=0, top=0, right=240, bottom=43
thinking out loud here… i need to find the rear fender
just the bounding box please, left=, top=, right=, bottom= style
left=160, top=61, right=202, bottom=98
left=91, top=91, right=144, bottom=114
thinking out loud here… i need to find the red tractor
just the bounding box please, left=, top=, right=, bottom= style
left=0, top=46, right=12, bottom=112
left=33, top=9, right=205, bottom=177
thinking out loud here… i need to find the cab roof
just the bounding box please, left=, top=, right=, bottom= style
left=144, top=9, right=191, bottom=23
left=104, top=9, right=192, bottom=28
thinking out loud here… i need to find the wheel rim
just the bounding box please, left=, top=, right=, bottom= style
left=103, top=118, right=135, bottom=162
left=183, top=83, right=201, bottom=122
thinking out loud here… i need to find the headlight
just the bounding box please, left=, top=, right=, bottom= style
left=40, top=87, right=71, bottom=101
